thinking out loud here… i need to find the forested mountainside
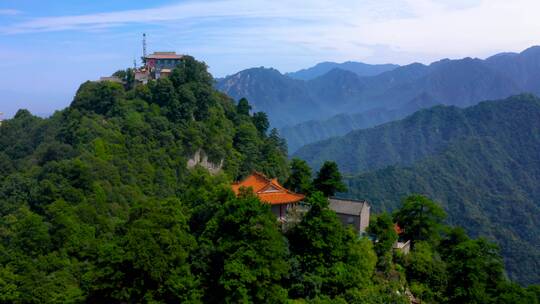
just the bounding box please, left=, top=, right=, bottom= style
left=282, top=93, right=439, bottom=153
left=296, top=94, right=540, bottom=285
left=0, top=57, right=292, bottom=302
left=217, top=46, right=540, bottom=147
left=285, top=61, right=399, bottom=80
left=215, top=67, right=322, bottom=128
left=1, top=57, right=538, bottom=303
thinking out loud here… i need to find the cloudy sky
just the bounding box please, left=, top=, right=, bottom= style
left=1, top=0, right=539, bottom=117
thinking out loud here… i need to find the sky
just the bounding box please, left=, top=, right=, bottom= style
left=1, top=0, right=540, bottom=118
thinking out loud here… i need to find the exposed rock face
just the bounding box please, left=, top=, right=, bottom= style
left=187, top=149, right=223, bottom=174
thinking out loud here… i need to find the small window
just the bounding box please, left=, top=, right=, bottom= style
left=347, top=216, right=354, bottom=224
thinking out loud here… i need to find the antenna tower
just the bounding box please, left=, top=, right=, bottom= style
left=142, top=33, right=147, bottom=58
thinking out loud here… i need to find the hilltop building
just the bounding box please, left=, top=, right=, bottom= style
left=328, top=198, right=371, bottom=234
left=232, top=172, right=305, bottom=221
left=98, top=34, right=185, bottom=83
left=143, top=51, right=184, bottom=79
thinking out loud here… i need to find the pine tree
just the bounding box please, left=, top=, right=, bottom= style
left=313, top=161, right=347, bottom=197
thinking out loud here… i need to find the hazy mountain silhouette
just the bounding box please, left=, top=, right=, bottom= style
left=285, top=61, right=399, bottom=80
left=217, top=46, right=540, bottom=152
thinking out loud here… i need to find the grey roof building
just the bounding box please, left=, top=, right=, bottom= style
left=329, top=197, right=371, bottom=233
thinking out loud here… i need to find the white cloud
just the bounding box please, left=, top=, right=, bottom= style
left=358, top=0, right=540, bottom=58
left=0, top=9, right=21, bottom=15
left=2, top=0, right=349, bottom=34
left=1, top=0, right=539, bottom=67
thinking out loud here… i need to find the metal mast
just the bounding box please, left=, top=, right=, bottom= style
left=142, top=33, right=147, bottom=58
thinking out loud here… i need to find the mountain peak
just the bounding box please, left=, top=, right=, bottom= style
left=520, top=45, right=540, bottom=56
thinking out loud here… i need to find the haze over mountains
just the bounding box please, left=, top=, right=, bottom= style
left=285, top=61, right=399, bottom=80
left=297, top=94, right=540, bottom=285
left=216, top=46, right=540, bottom=153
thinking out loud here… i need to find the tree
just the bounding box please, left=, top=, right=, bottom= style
left=196, top=191, right=289, bottom=303
left=166, top=86, right=197, bottom=122
left=313, top=161, right=347, bottom=197
left=252, top=112, right=269, bottom=136
left=71, top=81, right=124, bottom=115
left=1, top=207, right=51, bottom=257
left=268, top=128, right=288, bottom=155
left=367, top=213, right=398, bottom=271
left=285, top=158, right=313, bottom=194
left=152, top=78, right=176, bottom=107
left=287, top=192, right=376, bottom=300
left=393, top=194, right=446, bottom=244
left=405, top=241, right=448, bottom=303
left=445, top=238, right=504, bottom=304
left=236, top=98, right=251, bottom=116
left=169, top=56, right=213, bottom=87
left=88, top=199, right=200, bottom=303
left=233, top=122, right=261, bottom=178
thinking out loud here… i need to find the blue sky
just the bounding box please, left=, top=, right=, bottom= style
left=1, top=0, right=539, bottom=118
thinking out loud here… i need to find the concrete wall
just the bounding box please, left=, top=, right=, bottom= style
left=393, top=240, right=411, bottom=255
left=336, top=213, right=361, bottom=232
left=359, top=204, right=370, bottom=233
left=335, top=205, right=370, bottom=234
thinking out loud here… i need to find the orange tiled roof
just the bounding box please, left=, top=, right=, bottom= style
left=232, top=172, right=305, bottom=205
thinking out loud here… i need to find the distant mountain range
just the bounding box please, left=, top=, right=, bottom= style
left=295, top=94, right=540, bottom=285
left=281, top=93, right=439, bottom=152
left=285, top=61, right=399, bottom=80
left=216, top=46, right=540, bottom=153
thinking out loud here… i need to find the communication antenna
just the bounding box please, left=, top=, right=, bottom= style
left=142, top=33, right=147, bottom=58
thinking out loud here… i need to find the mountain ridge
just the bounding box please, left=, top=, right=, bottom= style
left=285, top=61, right=399, bottom=80
left=217, top=46, right=540, bottom=151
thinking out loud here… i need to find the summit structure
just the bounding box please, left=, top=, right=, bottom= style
left=134, top=34, right=185, bottom=83
left=142, top=51, right=184, bottom=79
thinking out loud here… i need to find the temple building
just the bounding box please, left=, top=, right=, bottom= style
left=328, top=198, right=371, bottom=234
left=143, top=52, right=184, bottom=79
left=231, top=172, right=305, bottom=221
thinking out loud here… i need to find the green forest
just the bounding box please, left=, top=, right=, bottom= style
left=1, top=57, right=539, bottom=303
left=296, top=95, right=540, bottom=285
